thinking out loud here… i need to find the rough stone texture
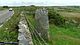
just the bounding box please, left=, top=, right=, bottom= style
left=18, top=12, right=33, bottom=45
left=35, top=8, right=49, bottom=40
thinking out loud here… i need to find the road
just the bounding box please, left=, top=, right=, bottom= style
left=0, top=10, right=14, bottom=25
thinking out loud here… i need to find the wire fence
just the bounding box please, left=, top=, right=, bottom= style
left=24, top=15, right=49, bottom=45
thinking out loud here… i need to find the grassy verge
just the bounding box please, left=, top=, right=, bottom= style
left=0, top=7, right=7, bottom=10
left=0, top=8, right=21, bottom=42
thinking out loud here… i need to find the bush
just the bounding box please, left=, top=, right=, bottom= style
left=3, top=6, right=8, bottom=8
left=48, top=10, right=65, bottom=26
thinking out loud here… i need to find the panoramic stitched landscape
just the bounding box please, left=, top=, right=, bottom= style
left=0, top=6, right=80, bottom=45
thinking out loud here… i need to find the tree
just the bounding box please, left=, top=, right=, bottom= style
left=3, top=6, right=8, bottom=8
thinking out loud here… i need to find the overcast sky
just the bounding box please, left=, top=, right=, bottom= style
left=0, top=0, right=80, bottom=6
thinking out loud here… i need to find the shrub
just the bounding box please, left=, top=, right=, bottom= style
left=48, top=10, right=65, bottom=26
left=3, top=6, right=8, bottom=8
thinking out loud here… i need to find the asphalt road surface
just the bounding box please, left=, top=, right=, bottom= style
left=0, top=10, right=14, bottom=25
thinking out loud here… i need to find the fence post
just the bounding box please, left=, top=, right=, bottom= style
left=35, top=8, right=49, bottom=40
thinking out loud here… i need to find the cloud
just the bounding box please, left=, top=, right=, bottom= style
left=0, top=0, right=80, bottom=6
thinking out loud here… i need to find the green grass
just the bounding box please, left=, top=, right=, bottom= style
left=48, top=7, right=80, bottom=45
left=0, top=7, right=7, bottom=10
left=49, top=24, right=80, bottom=45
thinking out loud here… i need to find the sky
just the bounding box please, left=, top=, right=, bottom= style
left=0, top=0, right=80, bottom=6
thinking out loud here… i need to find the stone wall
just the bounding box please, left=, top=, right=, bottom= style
left=18, top=12, right=33, bottom=45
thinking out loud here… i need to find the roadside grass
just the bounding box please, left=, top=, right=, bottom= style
left=0, top=8, right=21, bottom=42
left=0, top=7, right=7, bottom=10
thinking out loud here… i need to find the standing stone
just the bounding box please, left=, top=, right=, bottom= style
left=35, top=8, right=49, bottom=40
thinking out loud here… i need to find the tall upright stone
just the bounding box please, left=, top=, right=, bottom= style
left=35, top=8, right=49, bottom=40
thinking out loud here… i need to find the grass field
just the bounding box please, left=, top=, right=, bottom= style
left=58, top=12, right=80, bottom=22
left=49, top=24, right=80, bottom=45
left=58, top=12, right=80, bottom=17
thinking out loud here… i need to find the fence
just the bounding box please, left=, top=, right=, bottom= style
left=23, top=8, right=49, bottom=45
